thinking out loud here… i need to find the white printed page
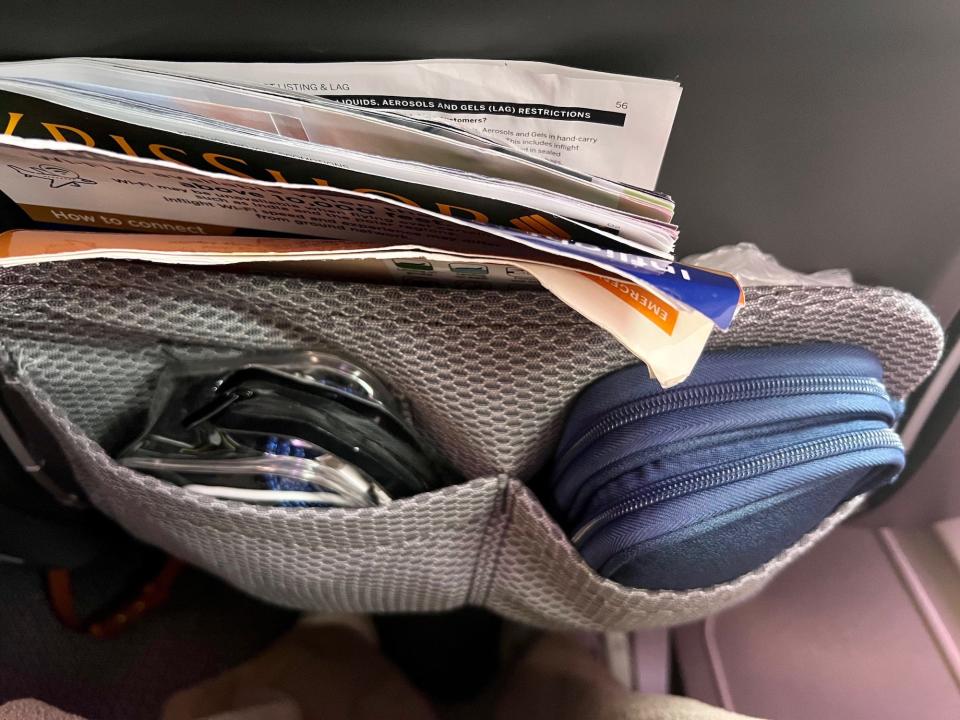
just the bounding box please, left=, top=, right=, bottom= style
left=122, top=59, right=682, bottom=189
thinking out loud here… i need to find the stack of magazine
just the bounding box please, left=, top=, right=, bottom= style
left=0, top=58, right=742, bottom=386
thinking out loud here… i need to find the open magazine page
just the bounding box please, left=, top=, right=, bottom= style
left=0, top=136, right=741, bottom=384
left=120, top=58, right=682, bottom=190
left=0, top=79, right=675, bottom=256
left=0, top=58, right=678, bottom=228
left=0, top=59, right=675, bottom=222
left=0, top=135, right=735, bottom=318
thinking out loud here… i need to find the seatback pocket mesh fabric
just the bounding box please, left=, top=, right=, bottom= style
left=0, top=261, right=942, bottom=629
left=23, top=378, right=864, bottom=631
left=0, top=261, right=942, bottom=480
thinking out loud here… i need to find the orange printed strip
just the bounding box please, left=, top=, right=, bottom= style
left=582, top=272, right=679, bottom=335
left=0, top=229, right=388, bottom=259
left=20, top=204, right=236, bottom=236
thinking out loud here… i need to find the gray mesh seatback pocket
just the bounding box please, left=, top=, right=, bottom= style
left=0, top=261, right=943, bottom=629
left=22, top=381, right=866, bottom=631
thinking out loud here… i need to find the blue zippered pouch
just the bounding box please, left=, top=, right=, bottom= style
left=550, top=343, right=905, bottom=591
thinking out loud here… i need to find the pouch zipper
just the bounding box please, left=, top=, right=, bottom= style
left=570, top=427, right=900, bottom=546
left=558, top=375, right=888, bottom=473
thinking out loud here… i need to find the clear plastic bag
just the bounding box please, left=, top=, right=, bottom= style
left=683, top=243, right=854, bottom=288
left=117, top=351, right=457, bottom=507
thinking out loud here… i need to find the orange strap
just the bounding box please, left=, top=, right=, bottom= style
left=47, top=557, right=185, bottom=637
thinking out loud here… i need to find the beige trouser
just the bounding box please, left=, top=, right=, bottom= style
left=0, top=623, right=761, bottom=720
